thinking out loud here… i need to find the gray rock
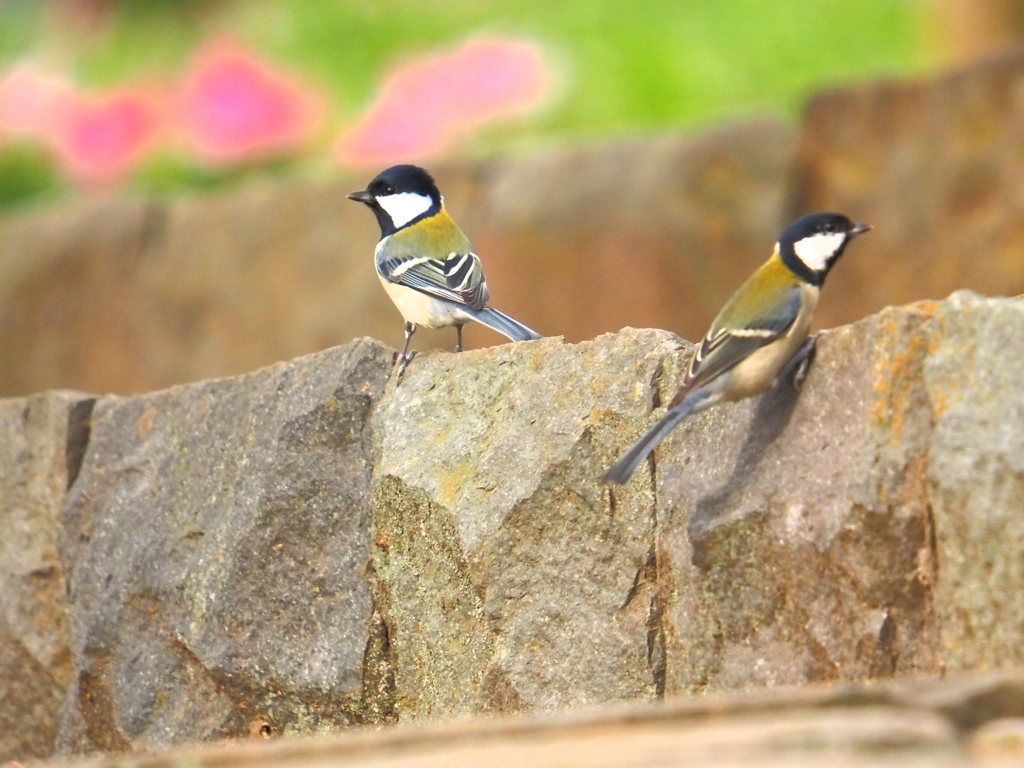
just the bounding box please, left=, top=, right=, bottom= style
left=0, top=390, right=91, bottom=762
left=654, top=302, right=943, bottom=692
left=650, top=291, right=1024, bottom=693
left=6, top=293, right=1024, bottom=762
left=56, top=338, right=394, bottom=754
left=372, top=292, right=1024, bottom=710
left=370, top=330, right=681, bottom=717
left=925, top=292, right=1024, bottom=672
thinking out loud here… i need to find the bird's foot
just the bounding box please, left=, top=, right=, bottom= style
left=777, top=333, right=819, bottom=392
left=394, top=350, right=418, bottom=382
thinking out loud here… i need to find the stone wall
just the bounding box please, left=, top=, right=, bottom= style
left=4, top=291, right=1024, bottom=762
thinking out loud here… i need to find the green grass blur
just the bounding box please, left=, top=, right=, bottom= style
left=0, top=0, right=935, bottom=207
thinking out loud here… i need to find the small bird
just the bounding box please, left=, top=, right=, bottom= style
left=604, top=212, right=871, bottom=485
left=348, top=164, right=541, bottom=378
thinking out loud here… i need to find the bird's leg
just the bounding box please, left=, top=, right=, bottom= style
left=776, top=332, right=819, bottom=391
left=395, top=322, right=418, bottom=381
left=455, top=323, right=464, bottom=353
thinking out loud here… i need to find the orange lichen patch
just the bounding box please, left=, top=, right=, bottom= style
left=880, top=451, right=930, bottom=511
left=376, top=524, right=391, bottom=551
left=511, top=344, right=547, bottom=374
left=911, top=300, right=941, bottom=317
left=585, top=367, right=614, bottom=397
left=427, top=422, right=453, bottom=450
left=869, top=304, right=939, bottom=436
left=438, top=460, right=475, bottom=507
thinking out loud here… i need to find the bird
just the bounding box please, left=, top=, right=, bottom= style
left=348, top=164, right=542, bottom=379
left=604, top=212, right=871, bottom=485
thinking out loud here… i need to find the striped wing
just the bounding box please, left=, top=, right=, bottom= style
left=678, top=284, right=802, bottom=398
left=378, top=251, right=489, bottom=310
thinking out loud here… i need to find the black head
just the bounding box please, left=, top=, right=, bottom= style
left=347, top=164, right=443, bottom=237
left=778, top=212, right=871, bottom=285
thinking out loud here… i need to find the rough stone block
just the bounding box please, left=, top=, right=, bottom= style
left=56, top=339, right=394, bottom=754
left=4, top=294, right=1024, bottom=762
left=370, top=330, right=681, bottom=717
left=0, top=390, right=90, bottom=762
left=651, top=303, right=943, bottom=692
left=925, top=292, right=1024, bottom=671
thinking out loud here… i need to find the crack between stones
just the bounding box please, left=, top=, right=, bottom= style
left=645, top=561, right=667, bottom=699
left=358, top=595, right=398, bottom=726
left=645, top=352, right=670, bottom=698
left=66, top=398, right=96, bottom=491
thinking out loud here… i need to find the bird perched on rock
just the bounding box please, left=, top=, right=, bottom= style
left=348, top=164, right=542, bottom=379
left=604, top=212, right=871, bottom=485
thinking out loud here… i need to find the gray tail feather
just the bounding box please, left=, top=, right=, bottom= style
left=603, top=390, right=713, bottom=485
left=471, top=307, right=543, bottom=342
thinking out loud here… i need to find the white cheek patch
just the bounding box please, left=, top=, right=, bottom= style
left=793, top=231, right=846, bottom=272
left=377, top=192, right=433, bottom=229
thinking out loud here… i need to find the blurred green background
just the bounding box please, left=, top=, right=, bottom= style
left=0, top=0, right=941, bottom=208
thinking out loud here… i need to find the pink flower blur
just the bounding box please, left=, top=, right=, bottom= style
left=178, top=41, right=325, bottom=165
left=335, top=38, right=547, bottom=167
left=0, top=64, right=75, bottom=138
left=49, top=87, right=166, bottom=184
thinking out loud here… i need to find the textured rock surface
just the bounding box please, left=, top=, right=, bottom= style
left=370, top=331, right=679, bottom=717
left=57, top=339, right=395, bottom=754
left=651, top=292, right=1024, bottom=691
left=368, top=291, right=1024, bottom=714
left=0, top=390, right=90, bottom=762
left=33, top=670, right=1024, bottom=768
left=926, top=294, right=1024, bottom=671
left=654, top=303, right=942, bottom=691
left=5, top=293, right=1024, bottom=761
left=5, top=43, right=1024, bottom=767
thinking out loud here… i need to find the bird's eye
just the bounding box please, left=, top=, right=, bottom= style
left=821, top=222, right=835, bottom=234
left=384, top=184, right=396, bottom=195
